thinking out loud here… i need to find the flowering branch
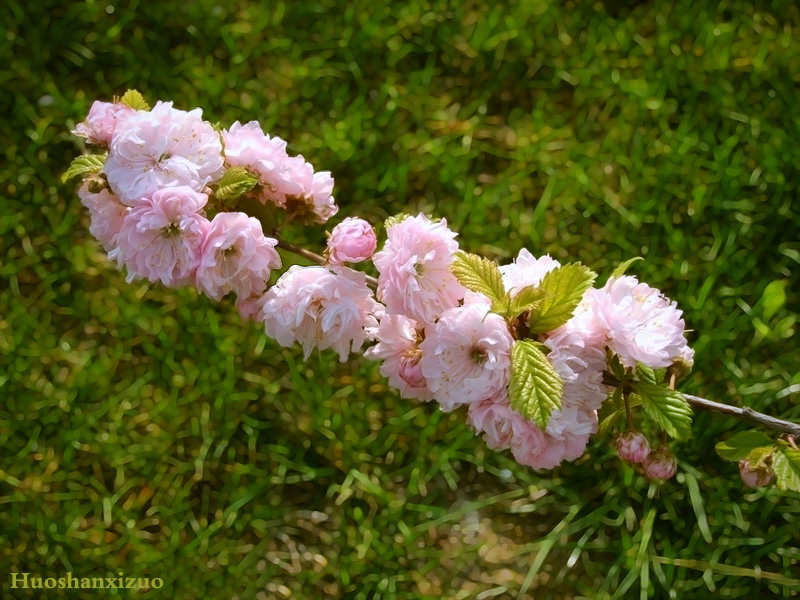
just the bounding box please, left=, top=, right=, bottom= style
left=64, top=90, right=800, bottom=494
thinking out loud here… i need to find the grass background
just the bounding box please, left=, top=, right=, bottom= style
left=1, top=0, right=799, bottom=598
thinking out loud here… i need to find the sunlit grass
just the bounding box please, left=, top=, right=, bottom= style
left=1, top=0, right=799, bottom=598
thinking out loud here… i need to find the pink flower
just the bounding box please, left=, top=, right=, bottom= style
left=78, top=182, right=129, bottom=252
left=739, top=460, right=773, bottom=489
left=327, top=217, right=377, bottom=265
left=105, top=101, right=224, bottom=204
left=195, top=212, right=281, bottom=301
left=614, top=431, right=651, bottom=464
left=589, top=276, right=691, bottom=369
left=222, top=122, right=338, bottom=223
left=500, top=249, right=560, bottom=295
left=364, top=314, right=432, bottom=401
left=109, top=186, right=209, bottom=286
left=373, top=214, right=465, bottom=324
left=643, top=446, right=678, bottom=480
left=72, top=101, right=135, bottom=146
left=467, top=395, right=591, bottom=470
left=261, top=266, right=381, bottom=362
left=419, top=303, right=512, bottom=411
left=236, top=294, right=267, bottom=322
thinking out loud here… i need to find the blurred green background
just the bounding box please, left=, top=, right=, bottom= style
left=2, top=0, right=799, bottom=598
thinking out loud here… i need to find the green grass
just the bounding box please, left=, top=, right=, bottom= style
left=1, top=0, right=799, bottom=598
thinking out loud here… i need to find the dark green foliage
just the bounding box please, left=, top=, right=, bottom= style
left=1, top=0, right=799, bottom=598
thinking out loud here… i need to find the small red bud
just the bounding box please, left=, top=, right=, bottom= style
left=614, top=431, right=650, bottom=464
left=643, top=446, right=677, bottom=481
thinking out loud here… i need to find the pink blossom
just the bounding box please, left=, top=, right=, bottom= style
left=236, top=292, right=268, bottom=323
left=643, top=446, right=678, bottom=480
left=78, top=182, right=129, bottom=252
left=72, top=101, right=134, bottom=146
left=261, top=266, right=381, bottom=362
left=222, top=122, right=338, bottom=222
left=364, top=314, right=432, bottom=401
left=419, top=303, right=512, bottom=411
left=589, top=276, right=691, bottom=369
left=614, top=431, right=651, bottom=464
left=373, top=214, right=465, bottom=324
left=327, top=217, right=377, bottom=265
left=109, top=186, right=209, bottom=287
left=195, top=212, right=281, bottom=301
left=467, top=395, right=592, bottom=470
left=105, top=101, right=224, bottom=204
left=739, top=460, right=773, bottom=489
left=500, top=249, right=560, bottom=295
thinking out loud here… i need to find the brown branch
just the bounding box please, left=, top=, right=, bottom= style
left=275, top=238, right=379, bottom=288
left=681, top=393, right=800, bottom=437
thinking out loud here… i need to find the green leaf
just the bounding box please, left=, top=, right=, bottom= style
left=509, top=340, right=563, bottom=429
left=611, top=256, right=643, bottom=279
left=714, top=430, right=774, bottom=462
left=636, top=363, right=658, bottom=384
left=120, top=89, right=150, bottom=111
left=772, top=447, right=800, bottom=492
left=451, top=251, right=508, bottom=312
left=214, top=166, right=259, bottom=202
left=635, top=382, right=693, bottom=441
left=384, top=213, right=410, bottom=229
left=528, top=263, right=597, bottom=333
left=508, top=285, right=546, bottom=317
left=61, top=154, right=106, bottom=184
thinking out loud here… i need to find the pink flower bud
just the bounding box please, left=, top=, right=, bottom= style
left=327, top=217, right=377, bottom=265
left=739, top=460, right=773, bottom=489
left=398, top=351, right=425, bottom=388
left=614, top=431, right=650, bottom=464
left=643, top=446, right=677, bottom=481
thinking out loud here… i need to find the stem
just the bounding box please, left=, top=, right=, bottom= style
left=275, top=237, right=379, bottom=288
left=680, top=393, right=800, bottom=437
left=623, top=388, right=634, bottom=430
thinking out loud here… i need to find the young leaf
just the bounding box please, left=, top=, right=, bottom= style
left=508, top=285, right=546, bottom=317
left=61, top=154, right=106, bottom=184
left=120, top=89, right=150, bottom=111
left=636, top=363, right=658, bottom=384
left=528, top=263, right=596, bottom=333
left=384, top=213, right=410, bottom=229
left=714, top=430, right=774, bottom=462
left=509, top=340, right=563, bottom=429
left=772, top=447, right=800, bottom=492
left=451, top=252, right=508, bottom=312
left=214, top=166, right=259, bottom=202
left=610, top=256, right=643, bottom=279
left=635, top=381, right=693, bottom=441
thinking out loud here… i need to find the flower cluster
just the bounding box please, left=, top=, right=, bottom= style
left=68, top=91, right=712, bottom=483
left=69, top=93, right=377, bottom=367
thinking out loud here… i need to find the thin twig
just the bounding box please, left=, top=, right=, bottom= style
left=275, top=237, right=379, bottom=288
left=681, top=393, right=800, bottom=437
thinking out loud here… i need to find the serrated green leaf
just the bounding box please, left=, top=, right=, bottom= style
left=528, top=263, right=596, bottom=334
left=509, top=340, right=563, bottom=429
left=772, top=447, right=800, bottom=492
left=508, top=285, right=546, bottom=317
left=635, top=382, right=693, bottom=441
left=714, top=430, right=774, bottom=462
left=120, top=89, right=150, bottom=111
left=636, top=363, right=658, bottom=384
left=451, top=251, right=508, bottom=312
left=611, top=256, right=643, bottom=279
left=61, top=154, right=106, bottom=184
left=384, top=213, right=410, bottom=229
left=214, top=166, right=259, bottom=202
